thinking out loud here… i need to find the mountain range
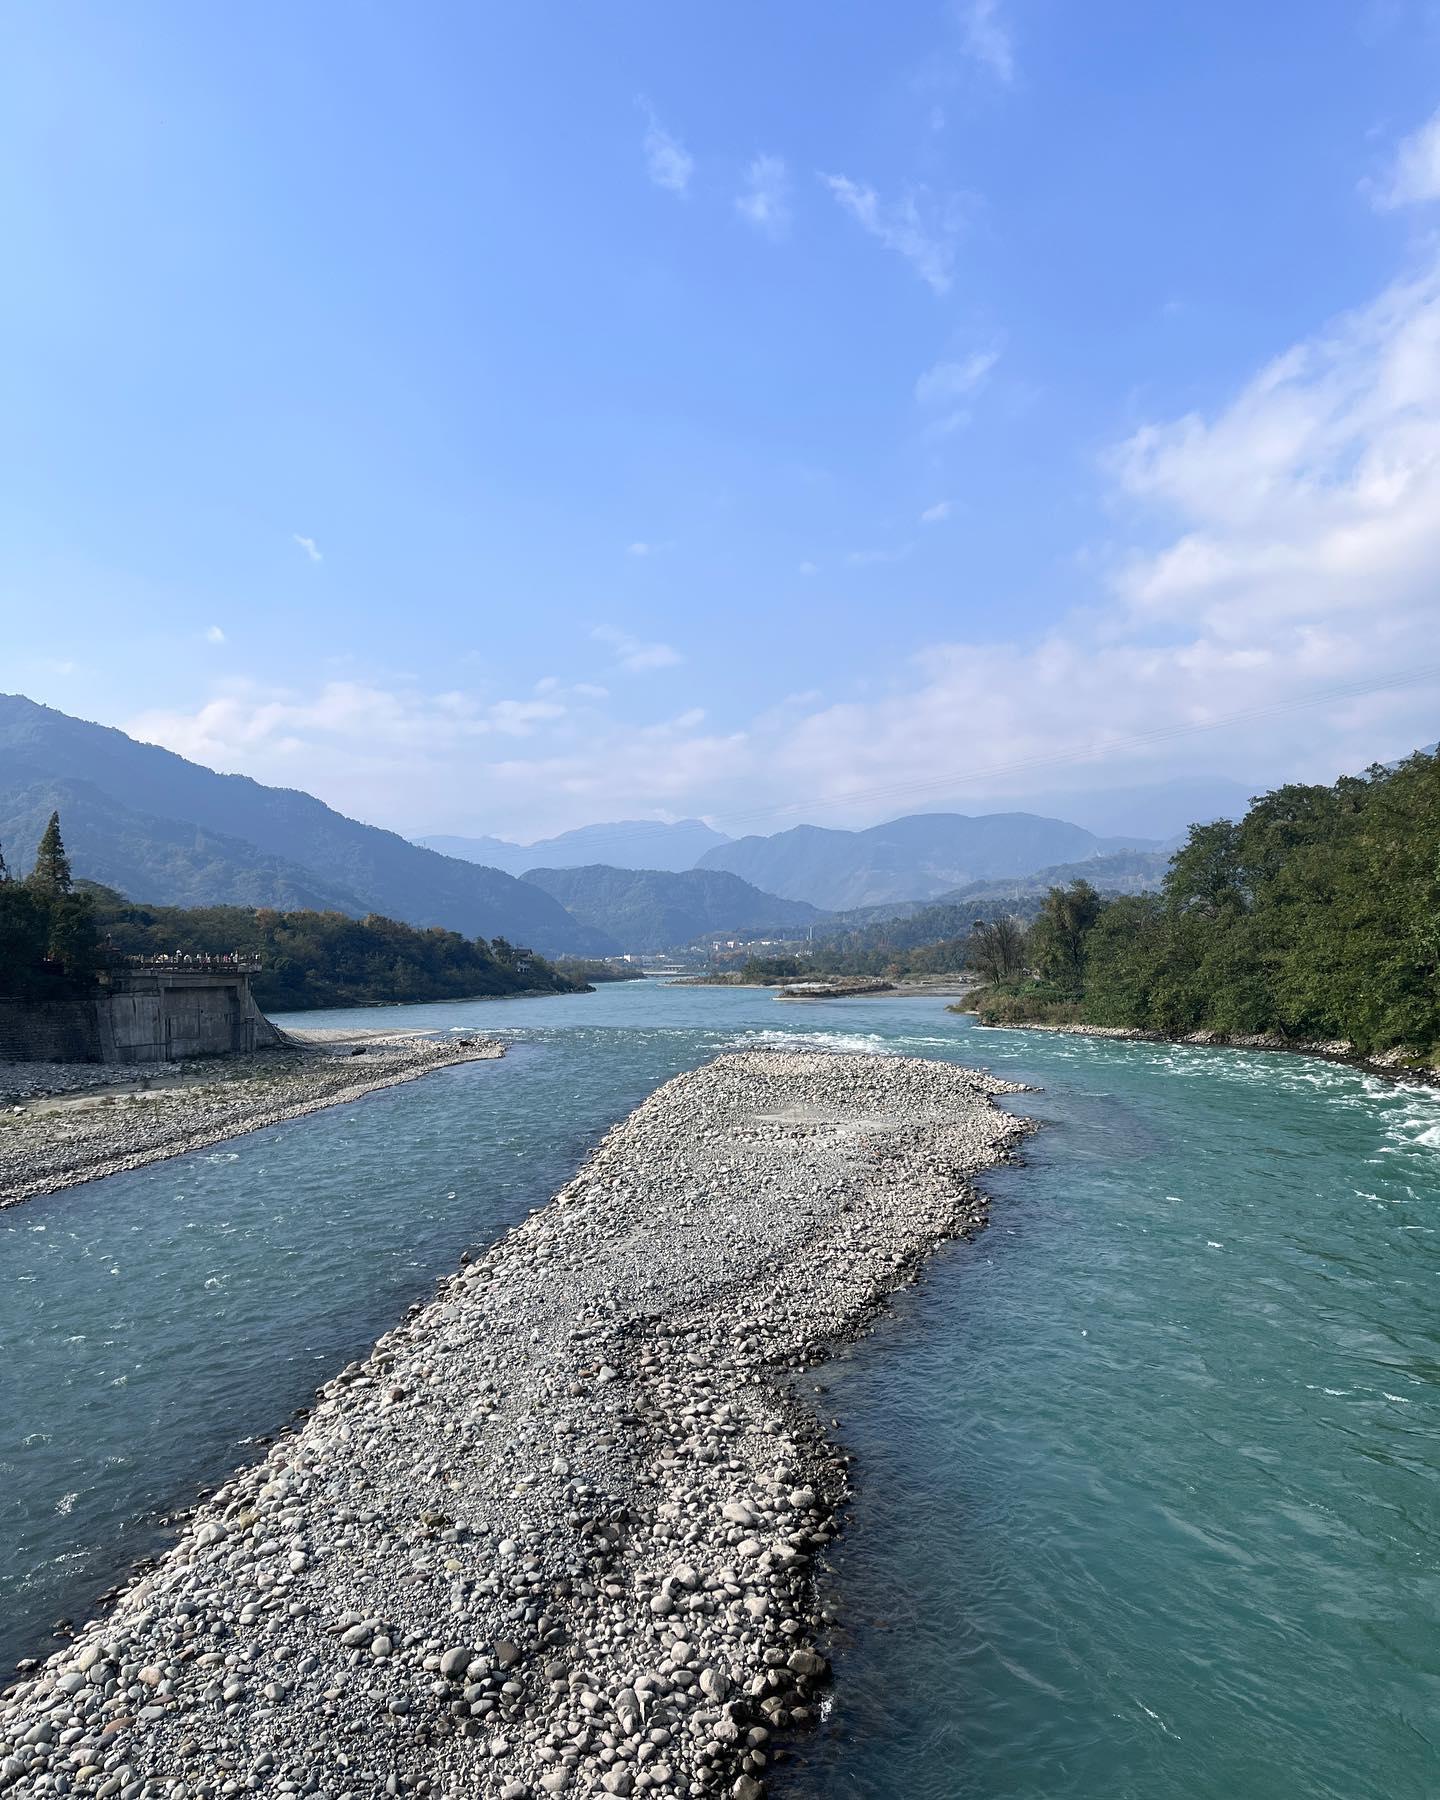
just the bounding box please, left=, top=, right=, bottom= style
left=697, top=812, right=1157, bottom=909
left=521, top=865, right=819, bottom=953
left=420, top=818, right=730, bottom=876
left=0, top=694, right=1212, bottom=956
left=0, top=696, right=612, bottom=955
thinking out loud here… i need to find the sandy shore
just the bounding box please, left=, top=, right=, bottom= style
left=0, top=1032, right=504, bottom=1209
left=0, top=1049, right=1031, bottom=1799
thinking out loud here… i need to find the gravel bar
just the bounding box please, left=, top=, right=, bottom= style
left=0, top=1036, right=504, bottom=1209
left=0, top=1048, right=1032, bottom=1799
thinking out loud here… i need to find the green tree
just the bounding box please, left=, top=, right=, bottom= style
left=1031, top=880, right=1102, bottom=993
left=29, top=811, right=74, bottom=896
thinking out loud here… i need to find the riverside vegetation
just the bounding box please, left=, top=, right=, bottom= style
left=0, top=1049, right=1029, bottom=1799
left=965, top=749, right=1440, bottom=1061
left=0, top=813, right=591, bottom=1013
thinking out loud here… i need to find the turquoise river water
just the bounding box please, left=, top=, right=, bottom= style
left=1, top=981, right=1437, bottom=1797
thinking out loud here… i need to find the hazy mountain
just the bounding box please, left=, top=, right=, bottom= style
left=697, top=812, right=1155, bottom=910
left=827, top=849, right=1174, bottom=928
left=521, top=864, right=819, bottom=953
left=0, top=695, right=615, bottom=955
left=420, top=818, right=731, bottom=876
left=809, top=851, right=1174, bottom=957
left=941, top=778, right=1255, bottom=843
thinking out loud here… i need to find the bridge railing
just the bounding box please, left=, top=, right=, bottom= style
left=106, top=954, right=263, bottom=974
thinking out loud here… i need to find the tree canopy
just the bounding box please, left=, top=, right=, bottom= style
left=972, top=750, right=1440, bottom=1057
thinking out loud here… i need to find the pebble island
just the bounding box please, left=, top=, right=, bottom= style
left=0, top=1049, right=1031, bottom=1799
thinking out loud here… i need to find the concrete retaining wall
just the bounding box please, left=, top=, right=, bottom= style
left=0, top=970, right=280, bottom=1065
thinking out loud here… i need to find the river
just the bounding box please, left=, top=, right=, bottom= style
left=2, top=981, right=1436, bottom=1796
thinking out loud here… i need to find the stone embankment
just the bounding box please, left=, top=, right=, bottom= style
left=0, top=1034, right=504, bottom=1208
left=0, top=1049, right=1031, bottom=1799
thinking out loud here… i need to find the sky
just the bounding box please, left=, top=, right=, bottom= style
left=3, top=0, right=1440, bottom=844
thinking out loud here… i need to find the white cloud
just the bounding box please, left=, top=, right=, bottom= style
left=205, top=625, right=226, bottom=645
left=625, top=540, right=674, bottom=557
left=820, top=174, right=965, bottom=294
left=914, top=349, right=999, bottom=406
left=920, top=500, right=954, bottom=523
left=798, top=560, right=819, bottom=576
left=293, top=534, right=322, bottom=563
left=1376, top=105, right=1440, bottom=208
left=640, top=104, right=694, bottom=195
left=957, top=0, right=1015, bottom=85
left=124, top=251, right=1440, bottom=841
left=591, top=624, right=685, bottom=672
left=735, top=154, right=791, bottom=239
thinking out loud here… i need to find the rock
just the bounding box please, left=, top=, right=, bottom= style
left=0, top=1051, right=1030, bottom=1800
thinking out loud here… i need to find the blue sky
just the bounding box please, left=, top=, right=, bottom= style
left=4, top=1, right=1439, bottom=840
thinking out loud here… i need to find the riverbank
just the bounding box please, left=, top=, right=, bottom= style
left=0, top=1031, right=504, bottom=1209
left=0, top=1048, right=1030, bottom=1798
left=965, top=1014, right=1440, bottom=1085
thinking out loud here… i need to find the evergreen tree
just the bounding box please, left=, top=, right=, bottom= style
left=29, top=811, right=73, bottom=896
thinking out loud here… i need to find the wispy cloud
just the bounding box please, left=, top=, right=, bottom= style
left=640, top=103, right=694, bottom=195
left=915, top=350, right=999, bottom=406
left=920, top=500, right=954, bottom=523
left=820, top=174, right=965, bottom=294
left=846, top=543, right=915, bottom=566
left=293, top=534, right=322, bottom=563
left=626, top=540, right=674, bottom=557
left=798, top=560, right=819, bottom=577
left=913, top=348, right=1000, bottom=435
left=957, top=0, right=1016, bottom=85
left=591, top=624, right=685, bottom=672
left=735, top=154, right=791, bottom=239
left=205, top=624, right=227, bottom=644
left=1374, top=105, right=1440, bottom=208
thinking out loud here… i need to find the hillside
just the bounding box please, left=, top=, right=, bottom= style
left=0, top=696, right=614, bottom=956
left=0, top=773, right=371, bottom=915
left=82, top=889, right=589, bottom=1012
left=521, top=864, right=819, bottom=952
left=421, top=818, right=730, bottom=875
left=698, top=811, right=1154, bottom=909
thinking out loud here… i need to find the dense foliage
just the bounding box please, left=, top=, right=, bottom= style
left=85, top=892, right=589, bottom=1011
left=976, top=752, right=1440, bottom=1057
left=0, top=813, right=102, bottom=996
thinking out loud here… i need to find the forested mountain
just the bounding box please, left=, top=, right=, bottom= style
left=0, top=696, right=614, bottom=955
left=421, top=818, right=730, bottom=875
left=0, top=774, right=369, bottom=915
left=698, top=811, right=1155, bottom=908
left=521, top=864, right=819, bottom=952
left=980, top=750, right=1440, bottom=1057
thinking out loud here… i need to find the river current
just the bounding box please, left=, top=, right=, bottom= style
left=1, top=982, right=1436, bottom=1795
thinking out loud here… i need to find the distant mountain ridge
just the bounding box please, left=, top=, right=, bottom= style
left=698, top=812, right=1157, bottom=909
left=420, top=818, right=730, bottom=876
left=521, top=864, right=818, bottom=953
left=0, top=695, right=614, bottom=955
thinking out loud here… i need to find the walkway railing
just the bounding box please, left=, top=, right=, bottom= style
left=109, top=954, right=263, bottom=974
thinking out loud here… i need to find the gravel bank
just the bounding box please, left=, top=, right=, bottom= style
left=0, top=1048, right=1031, bottom=1799
left=0, top=1035, right=504, bottom=1209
